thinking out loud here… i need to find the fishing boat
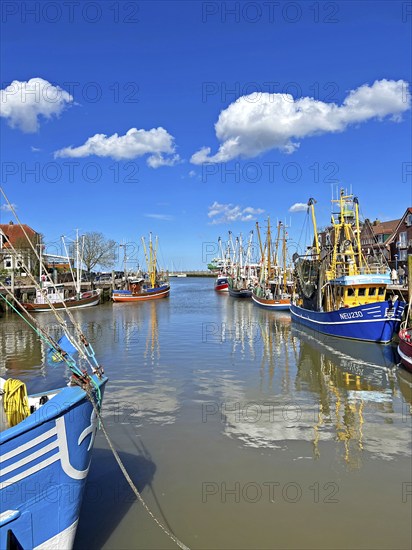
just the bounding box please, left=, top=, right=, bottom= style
left=214, top=237, right=230, bottom=292
left=397, top=293, right=412, bottom=372
left=0, top=190, right=107, bottom=549
left=252, top=219, right=291, bottom=311
left=0, top=370, right=107, bottom=549
left=228, top=231, right=256, bottom=298
left=215, top=275, right=229, bottom=292
left=21, top=230, right=101, bottom=313
left=291, top=191, right=405, bottom=343
left=112, top=233, right=170, bottom=303
left=23, top=283, right=101, bottom=312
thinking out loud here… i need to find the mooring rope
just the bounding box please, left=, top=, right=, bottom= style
left=87, top=391, right=190, bottom=550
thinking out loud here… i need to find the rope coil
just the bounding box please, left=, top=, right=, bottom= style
left=2, top=379, right=30, bottom=427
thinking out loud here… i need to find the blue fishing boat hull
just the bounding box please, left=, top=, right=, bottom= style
left=0, top=375, right=107, bottom=549
left=290, top=300, right=405, bottom=343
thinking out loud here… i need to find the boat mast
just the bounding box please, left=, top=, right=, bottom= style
left=308, top=198, right=320, bottom=257
left=75, top=229, right=83, bottom=296
left=218, top=237, right=225, bottom=271
left=256, top=221, right=264, bottom=265
left=282, top=224, right=288, bottom=293
left=141, top=236, right=149, bottom=280
left=239, top=234, right=243, bottom=278
left=245, top=230, right=253, bottom=283
left=266, top=217, right=271, bottom=285
left=353, top=196, right=363, bottom=271
left=147, top=233, right=157, bottom=288
left=39, top=239, right=43, bottom=287
left=273, top=222, right=281, bottom=276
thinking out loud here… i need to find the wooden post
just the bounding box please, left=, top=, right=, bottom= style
left=408, top=254, right=412, bottom=301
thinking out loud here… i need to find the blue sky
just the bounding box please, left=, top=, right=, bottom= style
left=0, top=0, right=411, bottom=270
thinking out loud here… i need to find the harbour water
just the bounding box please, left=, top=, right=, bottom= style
left=1, top=278, right=411, bottom=549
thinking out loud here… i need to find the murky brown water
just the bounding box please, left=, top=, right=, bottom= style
left=1, top=278, right=411, bottom=549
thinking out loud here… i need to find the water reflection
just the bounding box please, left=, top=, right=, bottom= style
left=103, top=301, right=180, bottom=427
left=205, top=299, right=410, bottom=468
left=0, top=317, right=43, bottom=377
left=144, top=302, right=160, bottom=363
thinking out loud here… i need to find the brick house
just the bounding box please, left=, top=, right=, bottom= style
left=0, top=221, right=41, bottom=273
left=384, top=207, right=412, bottom=268
left=360, top=218, right=400, bottom=263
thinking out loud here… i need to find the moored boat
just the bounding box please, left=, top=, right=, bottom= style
left=228, top=284, right=252, bottom=298
left=0, top=372, right=107, bottom=549
left=291, top=191, right=405, bottom=343
left=0, top=189, right=108, bottom=550
left=21, top=230, right=101, bottom=313
left=22, top=283, right=101, bottom=312
left=252, top=219, right=291, bottom=311
left=112, top=279, right=170, bottom=302
left=215, top=275, right=229, bottom=292
left=227, top=231, right=256, bottom=299
left=112, top=233, right=170, bottom=303
left=398, top=326, right=412, bottom=372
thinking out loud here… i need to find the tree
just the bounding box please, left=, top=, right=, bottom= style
left=81, top=232, right=116, bottom=277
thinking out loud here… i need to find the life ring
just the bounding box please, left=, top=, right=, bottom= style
left=131, top=284, right=137, bottom=293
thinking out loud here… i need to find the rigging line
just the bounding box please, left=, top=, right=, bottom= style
left=87, top=391, right=191, bottom=550
left=0, top=284, right=84, bottom=378
left=0, top=187, right=94, bottom=356
left=359, top=206, right=390, bottom=269
left=0, top=240, right=88, bottom=361
left=0, top=234, right=101, bottom=377
left=0, top=187, right=88, bottom=341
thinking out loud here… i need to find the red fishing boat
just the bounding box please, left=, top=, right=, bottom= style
left=112, top=233, right=170, bottom=303
left=214, top=275, right=229, bottom=292
left=398, top=326, right=412, bottom=372
left=112, top=278, right=170, bottom=302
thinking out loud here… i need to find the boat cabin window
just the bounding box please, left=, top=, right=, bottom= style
left=347, top=288, right=355, bottom=297
left=367, top=287, right=376, bottom=296
left=378, top=286, right=385, bottom=296
left=358, top=288, right=366, bottom=297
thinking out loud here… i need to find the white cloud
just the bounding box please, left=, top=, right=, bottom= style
left=55, top=126, right=180, bottom=167
left=1, top=203, right=17, bottom=212
left=191, top=79, right=410, bottom=164
left=31, top=146, right=41, bottom=152
left=289, top=202, right=308, bottom=213
left=188, top=170, right=196, bottom=177
left=1, top=78, right=73, bottom=133
left=147, top=153, right=181, bottom=168
left=208, top=201, right=264, bottom=225
left=144, top=213, right=174, bottom=221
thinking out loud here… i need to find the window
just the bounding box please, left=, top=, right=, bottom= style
left=399, top=231, right=407, bottom=247
left=367, top=287, right=376, bottom=296
left=347, top=288, right=355, bottom=297
left=377, top=234, right=384, bottom=244
left=399, top=249, right=407, bottom=261
left=358, top=288, right=366, bottom=296
left=378, top=287, right=385, bottom=296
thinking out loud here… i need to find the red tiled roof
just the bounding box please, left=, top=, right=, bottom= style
left=0, top=223, right=38, bottom=248
left=371, top=219, right=400, bottom=236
